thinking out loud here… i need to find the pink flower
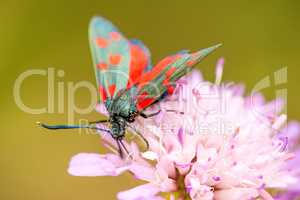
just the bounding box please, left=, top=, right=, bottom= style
left=68, top=58, right=300, bottom=200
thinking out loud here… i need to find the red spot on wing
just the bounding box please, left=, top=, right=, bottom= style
left=109, top=32, right=121, bottom=41
left=108, top=84, right=116, bottom=97
left=98, top=85, right=107, bottom=101
left=163, top=78, right=175, bottom=95
left=137, top=98, right=154, bottom=111
left=127, top=44, right=148, bottom=88
left=166, top=85, right=175, bottom=95
left=97, top=62, right=108, bottom=70
left=187, top=60, right=196, bottom=67
left=137, top=55, right=176, bottom=88
left=96, top=37, right=108, bottom=48
left=109, top=54, right=122, bottom=65
left=177, top=54, right=185, bottom=59
left=163, top=78, right=170, bottom=86
left=166, top=67, right=177, bottom=78
left=137, top=98, right=154, bottom=110
left=136, top=92, right=154, bottom=110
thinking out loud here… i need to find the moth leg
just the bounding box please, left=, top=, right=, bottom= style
left=37, top=122, right=111, bottom=133
left=89, top=119, right=109, bottom=124
left=116, top=139, right=133, bottom=159
left=116, top=139, right=124, bottom=158
left=119, top=139, right=133, bottom=159
left=140, top=110, right=161, bottom=118
left=165, top=109, right=184, bottom=115
left=127, top=124, right=149, bottom=150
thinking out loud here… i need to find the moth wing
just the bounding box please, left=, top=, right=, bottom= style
left=130, top=39, right=152, bottom=71
left=135, top=44, right=221, bottom=111
left=126, top=39, right=152, bottom=88
left=89, top=16, right=151, bottom=102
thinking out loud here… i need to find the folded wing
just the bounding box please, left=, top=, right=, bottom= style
left=89, top=16, right=151, bottom=102
left=135, top=44, right=221, bottom=111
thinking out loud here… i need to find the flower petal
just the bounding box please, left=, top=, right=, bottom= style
left=129, top=163, right=155, bottom=182
left=214, top=188, right=259, bottom=200
left=117, top=183, right=161, bottom=200
left=215, top=57, right=224, bottom=85
left=68, top=153, right=127, bottom=176
left=280, top=121, right=300, bottom=150
left=142, top=151, right=158, bottom=160
left=275, top=191, right=300, bottom=200
left=189, top=70, right=203, bottom=85
left=95, top=103, right=109, bottom=116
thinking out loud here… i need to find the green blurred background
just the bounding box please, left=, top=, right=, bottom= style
left=1, top=0, right=299, bottom=199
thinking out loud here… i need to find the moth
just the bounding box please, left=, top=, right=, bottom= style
left=39, top=16, right=220, bottom=157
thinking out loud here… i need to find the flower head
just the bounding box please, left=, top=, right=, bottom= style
left=68, top=58, right=300, bottom=200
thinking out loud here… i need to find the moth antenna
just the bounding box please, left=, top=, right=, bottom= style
left=88, top=119, right=109, bottom=124
left=37, top=122, right=111, bottom=133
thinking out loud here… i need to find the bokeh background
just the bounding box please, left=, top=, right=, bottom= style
left=1, top=0, right=299, bottom=199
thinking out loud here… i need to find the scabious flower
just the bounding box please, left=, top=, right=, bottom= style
left=68, top=58, right=300, bottom=200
